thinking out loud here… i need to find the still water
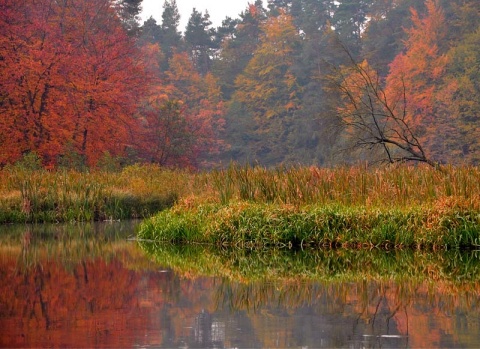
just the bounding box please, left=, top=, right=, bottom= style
left=1, top=221, right=480, bottom=348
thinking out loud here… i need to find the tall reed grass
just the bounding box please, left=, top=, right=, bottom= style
left=0, top=164, right=190, bottom=223
left=208, top=163, right=480, bottom=209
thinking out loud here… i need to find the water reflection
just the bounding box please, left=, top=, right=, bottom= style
left=1, top=223, right=480, bottom=348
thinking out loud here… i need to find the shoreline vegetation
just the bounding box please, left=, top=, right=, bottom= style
left=2, top=161, right=480, bottom=250
left=0, top=163, right=184, bottom=224
left=138, top=163, right=480, bottom=250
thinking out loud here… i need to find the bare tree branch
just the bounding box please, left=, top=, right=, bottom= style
left=326, top=43, right=439, bottom=168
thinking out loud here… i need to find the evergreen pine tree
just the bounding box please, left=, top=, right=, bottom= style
left=159, top=0, right=183, bottom=61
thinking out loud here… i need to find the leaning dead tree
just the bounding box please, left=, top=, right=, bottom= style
left=327, top=48, right=438, bottom=168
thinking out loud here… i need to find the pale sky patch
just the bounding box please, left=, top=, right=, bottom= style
left=140, top=0, right=267, bottom=32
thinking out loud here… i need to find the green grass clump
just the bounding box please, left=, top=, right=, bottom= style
left=138, top=202, right=480, bottom=250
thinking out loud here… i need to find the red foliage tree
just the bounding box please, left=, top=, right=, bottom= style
left=0, top=0, right=148, bottom=167
left=0, top=0, right=67, bottom=165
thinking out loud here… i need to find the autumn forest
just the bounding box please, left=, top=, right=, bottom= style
left=1, top=0, right=479, bottom=169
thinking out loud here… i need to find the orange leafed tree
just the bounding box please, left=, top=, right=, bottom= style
left=385, top=0, right=448, bottom=160
left=231, top=10, right=302, bottom=164
left=330, top=0, right=447, bottom=166
left=0, top=0, right=148, bottom=167
left=138, top=52, right=226, bottom=168
left=330, top=56, right=436, bottom=166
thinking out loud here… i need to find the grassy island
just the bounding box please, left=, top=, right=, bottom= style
left=138, top=164, right=480, bottom=250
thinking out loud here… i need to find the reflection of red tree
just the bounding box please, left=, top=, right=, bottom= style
left=0, top=256, right=155, bottom=348
left=2, top=249, right=479, bottom=348
left=0, top=249, right=221, bottom=348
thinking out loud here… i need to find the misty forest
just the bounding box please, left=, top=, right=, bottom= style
left=2, top=0, right=480, bottom=170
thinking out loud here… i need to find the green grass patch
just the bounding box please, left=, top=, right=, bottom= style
left=138, top=202, right=480, bottom=250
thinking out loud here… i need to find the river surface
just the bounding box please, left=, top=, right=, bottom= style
left=1, top=221, right=480, bottom=348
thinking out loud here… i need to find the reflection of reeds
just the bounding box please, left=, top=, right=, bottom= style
left=139, top=242, right=480, bottom=312
left=139, top=242, right=480, bottom=283
left=0, top=221, right=156, bottom=272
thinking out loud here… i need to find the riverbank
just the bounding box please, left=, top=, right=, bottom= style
left=3, top=163, right=480, bottom=249
left=0, top=164, right=190, bottom=223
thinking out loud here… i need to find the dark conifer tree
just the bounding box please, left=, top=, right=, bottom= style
left=159, top=0, right=183, bottom=63
left=184, top=8, right=216, bottom=75
left=212, top=1, right=266, bottom=99
left=331, top=0, right=373, bottom=57
left=115, top=0, right=143, bottom=36
left=138, top=17, right=162, bottom=45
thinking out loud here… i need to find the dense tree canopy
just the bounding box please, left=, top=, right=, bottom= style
left=0, top=0, right=148, bottom=167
